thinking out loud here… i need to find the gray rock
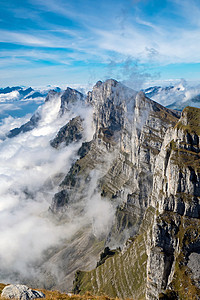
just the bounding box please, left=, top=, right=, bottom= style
left=45, top=79, right=180, bottom=294
left=1, top=284, right=45, bottom=299
left=50, top=116, right=83, bottom=149
left=60, top=87, right=84, bottom=115
left=7, top=111, right=41, bottom=138
left=187, top=252, right=200, bottom=288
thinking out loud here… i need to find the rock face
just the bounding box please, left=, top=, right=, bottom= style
left=45, top=79, right=183, bottom=294
left=146, top=106, right=200, bottom=299
left=50, top=116, right=83, bottom=149
left=7, top=111, right=41, bottom=138
left=5, top=79, right=199, bottom=299
left=73, top=105, right=200, bottom=299
left=1, top=284, right=45, bottom=299
left=59, top=87, right=85, bottom=115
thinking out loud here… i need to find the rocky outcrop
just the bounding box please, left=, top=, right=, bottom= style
left=50, top=116, right=83, bottom=149
left=7, top=111, right=41, bottom=138
left=59, top=87, right=85, bottom=115
left=1, top=284, right=45, bottom=299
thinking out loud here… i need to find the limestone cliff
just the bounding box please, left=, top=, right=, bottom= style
left=147, top=106, right=200, bottom=299
left=45, top=79, right=182, bottom=294
left=51, top=79, right=179, bottom=227
left=73, top=106, right=200, bottom=299
left=8, top=79, right=199, bottom=299
left=50, top=116, right=83, bottom=149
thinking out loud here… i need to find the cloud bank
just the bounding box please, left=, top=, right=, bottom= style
left=0, top=90, right=117, bottom=285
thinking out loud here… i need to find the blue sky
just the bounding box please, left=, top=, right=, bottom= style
left=0, top=0, right=200, bottom=88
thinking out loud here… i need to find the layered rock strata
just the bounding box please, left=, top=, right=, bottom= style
left=74, top=105, right=200, bottom=300
left=7, top=79, right=199, bottom=299
left=46, top=79, right=181, bottom=294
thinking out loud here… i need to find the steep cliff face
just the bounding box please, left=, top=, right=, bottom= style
left=50, top=116, right=83, bottom=149
left=147, top=106, right=200, bottom=299
left=74, top=106, right=200, bottom=299
left=51, top=79, right=179, bottom=237
left=7, top=79, right=198, bottom=298
left=46, top=79, right=181, bottom=293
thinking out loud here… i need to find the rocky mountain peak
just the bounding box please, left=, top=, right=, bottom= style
left=93, top=78, right=118, bottom=89
left=45, top=89, right=59, bottom=102
left=88, top=79, right=137, bottom=107
left=60, top=87, right=85, bottom=115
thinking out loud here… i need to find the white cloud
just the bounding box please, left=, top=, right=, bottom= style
left=0, top=91, right=20, bottom=102
left=0, top=95, right=81, bottom=280
left=0, top=90, right=116, bottom=285
left=1, top=0, right=200, bottom=87
left=147, top=79, right=200, bottom=107
left=0, top=30, right=73, bottom=48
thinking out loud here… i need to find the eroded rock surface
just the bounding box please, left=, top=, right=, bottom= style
left=1, top=284, right=45, bottom=299
left=69, top=90, right=200, bottom=299
left=50, top=116, right=83, bottom=149
left=46, top=79, right=182, bottom=295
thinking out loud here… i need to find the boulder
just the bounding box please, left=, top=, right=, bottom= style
left=1, top=284, right=45, bottom=299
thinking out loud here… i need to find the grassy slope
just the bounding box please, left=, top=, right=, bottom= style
left=73, top=207, right=155, bottom=300
left=174, top=106, right=200, bottom=135
left=0, top=283, right=119, bottom=300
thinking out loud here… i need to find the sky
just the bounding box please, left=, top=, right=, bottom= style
left=1, top=0, right=200, bottom=88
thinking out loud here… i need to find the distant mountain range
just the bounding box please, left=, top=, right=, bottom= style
left=0, top=86, right=61, bottom=119
left=0, top=86, right=47, bottom=101
left=1, top=83, right=200, bottom=115
left=143, top=84, right=200, bottom=111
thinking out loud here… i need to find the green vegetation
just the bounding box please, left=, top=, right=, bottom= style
left=73, top=207, right=155, bottom=299
left=170, top=146, right=200, bottom=172
left=168, top=216, right=200, bottom=299
left=0, top=283, right=118, bottom=300
left=151, top=108, right=179, bottom=126
left=174, top=106, right=200, bottom=136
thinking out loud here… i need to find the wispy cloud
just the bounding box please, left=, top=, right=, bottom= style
left=1, top=0, right=200, bottom=85
left=0, top=29, right=81, bottom=48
